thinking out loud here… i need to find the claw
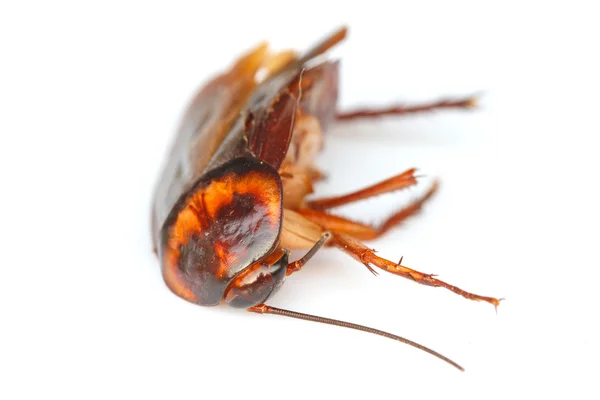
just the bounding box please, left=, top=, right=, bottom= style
left=363, top=262, right=379, bottom=276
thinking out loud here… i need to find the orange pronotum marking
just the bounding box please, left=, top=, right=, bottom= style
left=162, top=169, right=281, bottom=303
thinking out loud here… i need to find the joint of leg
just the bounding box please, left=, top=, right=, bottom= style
left=359, top=249, right=370, bottom=264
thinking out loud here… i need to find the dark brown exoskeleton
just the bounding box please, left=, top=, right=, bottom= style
left=151, top=27, right=500, bottom=370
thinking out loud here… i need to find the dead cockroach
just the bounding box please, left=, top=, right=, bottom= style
left=151, top=27, right=500, bottom=371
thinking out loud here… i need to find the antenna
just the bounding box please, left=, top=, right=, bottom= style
left=248, top=303, right=464, bottom=371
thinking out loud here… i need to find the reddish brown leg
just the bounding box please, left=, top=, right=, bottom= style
left=305, top=168, right=418, bottom=210
left=336, top=96, right=476, bottom=121
left=300, top=180, right=439, bottom=241
left=330, top=232, right=500, bottom=307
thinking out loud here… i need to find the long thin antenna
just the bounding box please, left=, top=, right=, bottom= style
left=248, top=304, right=464, bottom=371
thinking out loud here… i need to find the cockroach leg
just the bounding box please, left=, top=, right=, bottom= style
left=298, top=208, right=380, bottom=240
left=330, top=233, right=501, bottom=307
left=336, top=96, right=477, bottom=121
left=305, top=168, right=418, bottom=210
left=299, top=180, right=439, bottom=240
left=374, top=179, right=438, bottom=235
left=286, top=232, right=331, bottom=276
left=280, top=208, right=325, bottom=250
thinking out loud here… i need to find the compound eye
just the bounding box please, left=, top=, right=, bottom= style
left=224, top=249, right=288, bottom=309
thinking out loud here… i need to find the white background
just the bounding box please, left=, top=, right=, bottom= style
left=1, top=1, right=598, bottom=399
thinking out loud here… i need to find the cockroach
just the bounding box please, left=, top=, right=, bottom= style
left=151, top=27, right=500, bottom=371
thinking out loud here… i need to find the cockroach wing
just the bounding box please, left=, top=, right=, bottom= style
left=204, top=65, right=301, bottom=173
left=294, top=61, right=340, bottom=132
left=153, top=27, right=347, bottom=247
left=242, top=61, right=340, bottom=170
left=152, top=44, right=267, bottom=243
left=245, top=91, right=297, bottom=170
left=241, top=27, right=346, bottom=168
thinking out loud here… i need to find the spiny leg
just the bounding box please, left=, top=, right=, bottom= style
left=336, top=96, right=477, bottom=121
left=330, top=232, right=501, bottom=307
left=300, top=180, right=439, bottom=241
left=305, top=168, right=418, bottom=210
left=280, top=205, right=500, bottom=307
left=280, top=209, right=378, bottom=276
